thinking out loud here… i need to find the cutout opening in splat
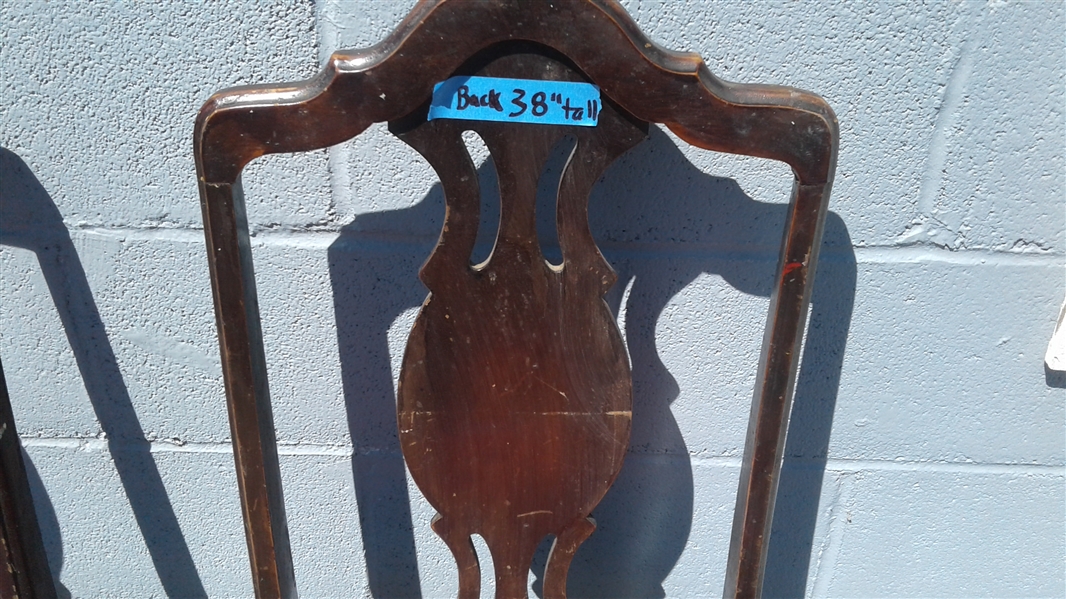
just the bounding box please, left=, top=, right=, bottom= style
left=462, top=130, right=577, bottom=271
left=470, top=533, right=495, bottom=598
left=529, top=533, right=556, bottom=597
left=458, top=129, right=578, bottom=272
left=462, top=130, right=499, bottom=267
left=535, top=135, right=576, bottom=269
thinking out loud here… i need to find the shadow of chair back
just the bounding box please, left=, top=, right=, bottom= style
left=193, top=1, right=837, bottom=597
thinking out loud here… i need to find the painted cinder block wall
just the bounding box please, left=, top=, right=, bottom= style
left=1, top=1, right=1062, bottom=597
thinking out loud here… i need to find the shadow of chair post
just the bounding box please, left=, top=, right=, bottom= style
left=0, top=148, right=207, bottom=597
left=763, top=213, right=854, bottom=599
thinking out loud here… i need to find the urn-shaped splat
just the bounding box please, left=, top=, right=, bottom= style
left=393, top=48, right=647, bottom=599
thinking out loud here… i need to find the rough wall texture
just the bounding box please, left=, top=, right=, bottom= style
left=1, top=1, right=1063, bottom=597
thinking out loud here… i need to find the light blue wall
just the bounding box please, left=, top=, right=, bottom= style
left=1, top=1, right=1062, bottom=597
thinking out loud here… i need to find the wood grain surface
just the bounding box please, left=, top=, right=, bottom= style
left=393, top=48, right=645, bottom=598
left=194, top=1, right=837, bottom=597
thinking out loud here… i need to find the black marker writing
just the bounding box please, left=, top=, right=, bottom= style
left=509, top=88, right=527, bottom=117
left=531, top=91, right=548, bottom=117
left=429, top=76, right=601, bottom=127
left=456, top=86, right=503, bottom=112
left=559, top=97, right=584, bottom=121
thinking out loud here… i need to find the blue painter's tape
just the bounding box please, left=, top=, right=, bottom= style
left=428, top=76, right=601, bottom=127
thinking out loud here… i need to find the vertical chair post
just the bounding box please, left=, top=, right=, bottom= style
left=723, top=182, right=833, bottom=598
left=198, top=179, right=296, bottom=598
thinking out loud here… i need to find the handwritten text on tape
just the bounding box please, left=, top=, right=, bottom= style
left=428, top=76, right=600, bottom=127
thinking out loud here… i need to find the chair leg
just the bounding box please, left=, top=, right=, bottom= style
left=432, top=514, right=480, bottom=599
left=542, top=517, right=595, bottom=599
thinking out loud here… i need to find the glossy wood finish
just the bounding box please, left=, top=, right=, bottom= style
left=0, top=360, right=58, bottom=599
left=393, top=49, right=645, bottom=598
left=194, top=1, right=837, bottom=597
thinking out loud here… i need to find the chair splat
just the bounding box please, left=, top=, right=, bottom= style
left=392, top=48, right=646, bottom=599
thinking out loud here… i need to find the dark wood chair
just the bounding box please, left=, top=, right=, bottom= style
left=0, top=359, right=58, bottom=598
left=194, top=1, right=837, bottom=597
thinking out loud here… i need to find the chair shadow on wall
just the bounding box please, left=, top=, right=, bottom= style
left=327, top=126, right=855, bottom=598
left=0, top=148, right=207, bottom=598
left=18, top=449, right=69, bottom=598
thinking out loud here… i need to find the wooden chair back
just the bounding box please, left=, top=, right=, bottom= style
left=194, top=1, right=837, bottom=597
